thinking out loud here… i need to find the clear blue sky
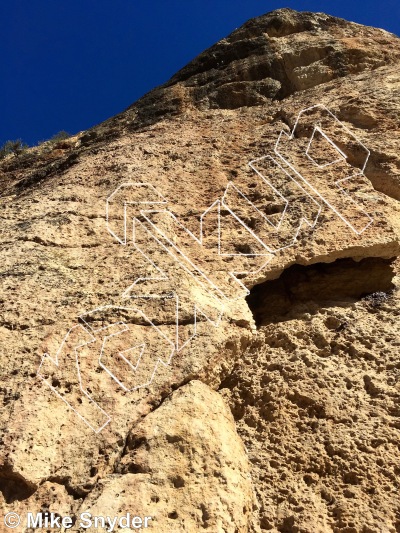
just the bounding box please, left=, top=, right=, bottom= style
left=1, top=0, right=399, bottom=146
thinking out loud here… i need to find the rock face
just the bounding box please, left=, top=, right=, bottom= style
left=1, top=8, right=400, bottom=532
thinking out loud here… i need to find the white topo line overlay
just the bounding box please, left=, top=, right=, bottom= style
left=37, top=104, right=374, bottom=432
left=274, top=104, right=373, bottom=234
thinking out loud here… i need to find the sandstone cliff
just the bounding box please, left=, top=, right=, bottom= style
left=1, top=8, right=400, bottom=533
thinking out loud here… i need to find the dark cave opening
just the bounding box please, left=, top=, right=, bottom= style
left=0, top=474, right=36, bottom=504
left=246, top=257, right=396, bottom=327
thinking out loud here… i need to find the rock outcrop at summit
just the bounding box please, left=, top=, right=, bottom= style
left=1, top=8, right=400, bottom=532
left=129, top=10, right=400, bottom=118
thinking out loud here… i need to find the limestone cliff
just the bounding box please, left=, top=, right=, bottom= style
left=1, top=8, right=400, bottom=533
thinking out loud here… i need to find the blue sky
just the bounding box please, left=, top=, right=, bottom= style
left=1, top=0, right=399, bottom=146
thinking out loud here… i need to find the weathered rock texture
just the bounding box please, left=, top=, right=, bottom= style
left=1, top=8, right=400, bottom=532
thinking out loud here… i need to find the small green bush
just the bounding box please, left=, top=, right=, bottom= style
left=47, top=130, right=71, bottom=143
left=0, top=139, right=28, bottom=159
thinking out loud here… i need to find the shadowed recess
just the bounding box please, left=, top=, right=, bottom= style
left=0, top=474, right=36, bottom=504
left=246, top=257, right=396, bottom=327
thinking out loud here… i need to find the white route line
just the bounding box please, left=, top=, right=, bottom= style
left=274, top=104, right=373, bottom=234
left=37, top=325, right=111, bottom=434
left=38, top=104, right=374, bottom=433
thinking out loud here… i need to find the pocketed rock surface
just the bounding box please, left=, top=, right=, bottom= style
left=1, top=8, right=400, bottom=532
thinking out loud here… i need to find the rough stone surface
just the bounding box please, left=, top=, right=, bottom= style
left=1, top=8, right=400, bottom=533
